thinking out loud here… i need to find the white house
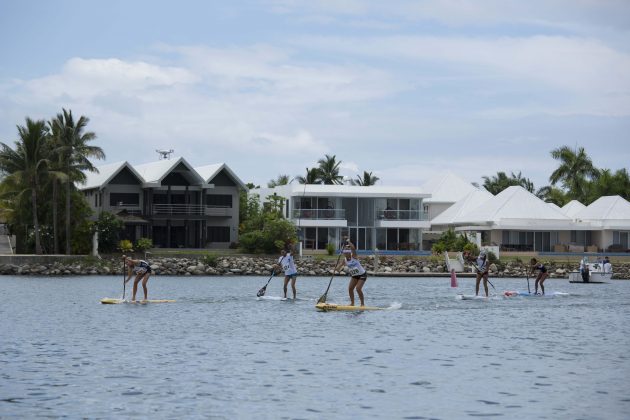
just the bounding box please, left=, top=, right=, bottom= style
left=257, top=184, right=431, bottom=252
left=574, top=195, right=630, bottom=252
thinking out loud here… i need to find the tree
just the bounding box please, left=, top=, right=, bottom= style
left=50, top=109, right=105, bottom=254
left=295, top=167, right=321, bottom=184
left=267, top=174, right=291, bottom=188
left=481, top=171, right=535, bottom=195
left=0, top=118, right=51, bottom=254
left=536, top=185, right=569, bottom=206
left=586, top=168, right=630, bottom=203
left=549, top=146, right=597, bottom=202
left=350, top=171, right=380, bottom=186
left=316, top=154, right=343, bottom=185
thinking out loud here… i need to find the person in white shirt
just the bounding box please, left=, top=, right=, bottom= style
left=335, top=238, right=368, bottom=306
left=603, top=256, right=613, bottom=274
left=273, top=246, right=298, bottom=299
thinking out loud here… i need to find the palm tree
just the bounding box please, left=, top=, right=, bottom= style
left=536, top=185, right=568, bottom=206
left=350, top=171, right=380, bottom=186
left=549, top=146, right=597, bottom=202
left=295, top=167, right=321, bottom=184
left=0, top=118, right=51, bottom=254
left=316, top=154, right=343, bottom=185
left=51, top=109, right=105, bottom=254
left=481, top=171, right=535, bottom=195
left=267, top=174, right=292, bottom=188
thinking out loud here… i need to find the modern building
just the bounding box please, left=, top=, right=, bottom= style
left=80, top=158, right=246, bottom=249
left=256, top=184, right=431, bottom=252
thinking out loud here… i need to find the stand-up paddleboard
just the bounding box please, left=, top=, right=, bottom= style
left=457, top=294, right=490, bottom=300
left=316, top=302, right=382, bottom=312
left=503, top=291, right=569, bottom=298
left=569, top=281, right=607, bottom=284
left=100, top=298, right=176, bottom=304
left=257, top=295, right=288, bottom=301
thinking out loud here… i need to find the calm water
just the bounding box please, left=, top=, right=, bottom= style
left=1, top=275, right=629, bottom=419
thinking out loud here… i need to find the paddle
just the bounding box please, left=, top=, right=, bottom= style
left=121, top=255, right=127, bottom=300
left=317, top=251, right=344, bottom=304
left=257, top=256, right=285, bottom=297
left=525, top=264, right=531, bottom=294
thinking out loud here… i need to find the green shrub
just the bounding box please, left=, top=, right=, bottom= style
left=118, top=239, right=133, bottom=253
left=202, top=253, right=218, bottom=267
left=135, top=237, right=153, bottom=252
left=432, top=242, right=446, bottom=254
left=326, top=243, right=335, bottom=256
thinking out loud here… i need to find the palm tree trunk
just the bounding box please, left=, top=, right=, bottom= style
left=31, top=186, right=42, bottom=255
left=53, top=179, right=59, bottom=254
left=65, top=177, right=71, bottom=254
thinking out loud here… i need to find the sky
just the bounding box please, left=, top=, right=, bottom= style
left=1, top=0, right=629, bottom=189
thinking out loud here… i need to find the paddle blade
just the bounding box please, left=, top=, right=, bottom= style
left=257, top=286, right=266, bottom=297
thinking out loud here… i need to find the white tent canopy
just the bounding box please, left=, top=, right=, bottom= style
left=431, top=188, right=494, bottom=226
left=452, top=186, right=573, bottom=229
left=561, top=200, right=586, bottom=218
left=575, top=195, right=630, bottom=229
left=421, top=171, right=478, bottom=204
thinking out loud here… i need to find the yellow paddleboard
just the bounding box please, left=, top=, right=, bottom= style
left=316, top=303, right=382, bottom=312
left=100, top=298, right=176, bottom=304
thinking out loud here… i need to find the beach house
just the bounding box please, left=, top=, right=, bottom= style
left=80, top=158, right=245, bottom=249
left=256, top=184, right=431, bottom=252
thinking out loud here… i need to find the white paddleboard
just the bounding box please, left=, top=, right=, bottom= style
left=100, top=298, right=176, bottom=304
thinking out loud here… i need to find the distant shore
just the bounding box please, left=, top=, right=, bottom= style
left=0, top=254, right=628, bottom=279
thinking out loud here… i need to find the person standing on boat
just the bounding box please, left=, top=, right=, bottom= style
left=335, top=238, right=367, bottom=306
left=123, top=256, right=152, bottom=302
left=530, top=258, right=548, bottom=295
left=273, top=246, right=298, bottom=299
left=603, top=256, right=612, bottom=274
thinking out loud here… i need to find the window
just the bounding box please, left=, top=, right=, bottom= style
left=206, top=194, right=232, bottom=207
left=110, top=193, right=139, bottom=206
left=207, top=226, right=230, bottom=242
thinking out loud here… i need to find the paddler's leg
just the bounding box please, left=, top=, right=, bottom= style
left=283, top=276, right=289, bottom=298
left=132, top=273, right=142, bottom=301
left=475, top=273, right=481, bottom=296
left=355, top=277, right=366, bottom=306
left=290, top=275, right=297, bottom=299
left=539, top=273, right=547, bottom=295
left=534, top=275, right=540, bottom=294
left=141, top=273, right=151, bottom=300
left=348, top=277, right=359, bottom=306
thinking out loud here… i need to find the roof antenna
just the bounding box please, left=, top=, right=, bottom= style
left=156, top=149, right=174, bottom=160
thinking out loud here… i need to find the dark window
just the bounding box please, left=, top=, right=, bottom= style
left=94, top=194, right=98, bottom=207
left=207, top=226, right=230, bottom=242
left=110, top=193, right=139, bottom=206
left=206, top=194, right=232, bottom=207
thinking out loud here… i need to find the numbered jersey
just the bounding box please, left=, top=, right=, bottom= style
left=278, top=254, right=297, bottom=276
left=345, top=257, right=366, bottom=277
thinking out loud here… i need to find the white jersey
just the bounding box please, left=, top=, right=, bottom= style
left=345, top=257, right=366, bottom=277
left=278, top=253, right=297, bottom=276
left=476, top=256, right=488, bottom=272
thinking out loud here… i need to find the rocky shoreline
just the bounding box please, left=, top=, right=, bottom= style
left=0, top=255, right=628, bottom=279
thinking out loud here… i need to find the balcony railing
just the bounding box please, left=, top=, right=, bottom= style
left=152, top=204, right=231, bottom=216
left=113, top=205, right=142, bottom=216
left=292, top=208, right=346, bottom=220
left=376, top=209, right=428, bottom=221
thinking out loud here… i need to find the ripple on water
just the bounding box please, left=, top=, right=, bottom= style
left=1, top=275, right=629, bottom=419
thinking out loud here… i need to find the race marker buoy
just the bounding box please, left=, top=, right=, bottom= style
left=450, top=269, right=458, bottom=288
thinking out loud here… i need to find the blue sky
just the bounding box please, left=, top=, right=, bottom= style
left=1, top=0, right=629, bottom=189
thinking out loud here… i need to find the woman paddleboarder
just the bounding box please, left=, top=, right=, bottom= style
left=123, top=255, right=152, bottom=302
left=335, top=238, right=367, bottom=307
left=273, top=246, right=298, bottom=299
left=530, top=258, right=548, bottom=295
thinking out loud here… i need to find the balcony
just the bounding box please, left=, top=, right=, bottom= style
left=292, top=208, right=346, bottom=220
left=291, top=208, right=347, bottom=227
left=375, top=209, right=430, bottom=228
left=151, top=204, right=231, bottom=217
